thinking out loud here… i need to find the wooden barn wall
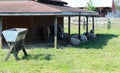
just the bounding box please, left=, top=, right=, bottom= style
left=2, top=16, right=32, bottom=44
left=31, top=16, right=63, bottom=43
left=2, top=16, right=63, bottom=44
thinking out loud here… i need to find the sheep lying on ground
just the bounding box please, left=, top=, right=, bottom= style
left=80, top=34, right=88, bottom=43
left=70, top=34, right=81, bottom=46
left=63, top=31, right=96, bottom=46
left=87, top=32, right=96, bottom=40
left=72, top=34, right=78, bottom=39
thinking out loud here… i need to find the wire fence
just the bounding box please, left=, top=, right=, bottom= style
left=94, top=17, right=120, bottom=29
left=64, top=17, right=120, bottom=30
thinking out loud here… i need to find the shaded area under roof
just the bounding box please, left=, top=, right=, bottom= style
left=37, top=0, right=67, bottom=6
left=0, top=1, right=98, bottom=16
left=50, top=0, right=67, bottom=4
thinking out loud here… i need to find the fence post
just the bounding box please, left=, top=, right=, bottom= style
left=107, top=18, right=111, bottom=30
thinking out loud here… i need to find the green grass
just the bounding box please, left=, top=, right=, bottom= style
left=0, top=25, right=120, bottom=73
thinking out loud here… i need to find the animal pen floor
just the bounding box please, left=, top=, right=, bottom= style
left=1, top=39, right=70, bottom=49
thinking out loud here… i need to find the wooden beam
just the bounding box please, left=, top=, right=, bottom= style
left=0, top=17, right=2, bottom=30
left=5, top=45, right=14, bottom=60
left=30, top=16, right=33, bottom=44
left=54, top=16, right=58, bottom=49
left=92, top=16, right=94, bottom=33
left=68, top=16, right=71, bottom=43
left=78, top=14, right=81, bottom=39
left=86, top=16, right=88, bottom=35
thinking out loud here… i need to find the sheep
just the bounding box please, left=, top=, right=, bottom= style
left=80, top=34, right=88, bottom=43
left=83, top=30, right=96, bottom=40
left=87, top=31, right=96, bottom=40
left=70, top=34, right=81, bottom=46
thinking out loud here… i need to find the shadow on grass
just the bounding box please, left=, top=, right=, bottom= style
left=23, top=34, right=118, bottom=50
left=74, top=34, right=118, bottom=49
left=22, top=54, right=52, bottom=61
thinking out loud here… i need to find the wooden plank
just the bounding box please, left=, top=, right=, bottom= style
left=92, top=16, right=94, bottom=33
left=86, top=16, right=88, bottom=35
left=5, top=45, right=14, bottom=61
left=13, top=50, right=19, bottom=60
left=68, top=16, right=71, bottom=42
left=54, top=16, right=58, bottom=49
left=78, top=14, right=81, bottom=39
left=22, top=47, right=27, bottom=56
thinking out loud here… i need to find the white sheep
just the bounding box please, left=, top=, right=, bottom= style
left=70, top=35, right=81, bottom=46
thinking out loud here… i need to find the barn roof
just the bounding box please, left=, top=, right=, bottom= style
left=0, top=1, right=98, bottom=16
left=46, top=4, right=98, bottom=16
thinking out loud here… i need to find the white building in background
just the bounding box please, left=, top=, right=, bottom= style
left=63, top=0, right=118, bottom=17
left=63, top=0, right=112, bottom=8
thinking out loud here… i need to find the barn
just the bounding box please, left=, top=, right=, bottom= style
left=0, top=1, right=98, bottom=48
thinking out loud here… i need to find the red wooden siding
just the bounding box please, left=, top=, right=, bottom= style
left=2, top=16, right=63, bottom=44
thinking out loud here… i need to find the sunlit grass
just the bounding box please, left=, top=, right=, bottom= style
left=0, top=24, right=120, bottom=73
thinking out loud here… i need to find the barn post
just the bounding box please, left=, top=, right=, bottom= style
left=31, top=16, right=34, bottom=44
left=92, top=16, right=94, bottom=33
left=68, top=16, right=71, bottom=43
left=54, top=16, right=58, bottom=49
left=78, top=13, right=81, bottom=39
left=86, top=16, right=88, bottom=35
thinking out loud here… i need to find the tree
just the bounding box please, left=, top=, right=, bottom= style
left=85, top=0, right=96, bottom=11
left=115, top=0, right=120, bottom=10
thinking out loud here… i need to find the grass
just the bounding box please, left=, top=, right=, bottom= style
left=0, top=24, right=120, bottom=73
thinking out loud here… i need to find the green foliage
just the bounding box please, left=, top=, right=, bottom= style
left=115, top=0, right=120, bottom=10
left=85, top=0, right=96, bottom=11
